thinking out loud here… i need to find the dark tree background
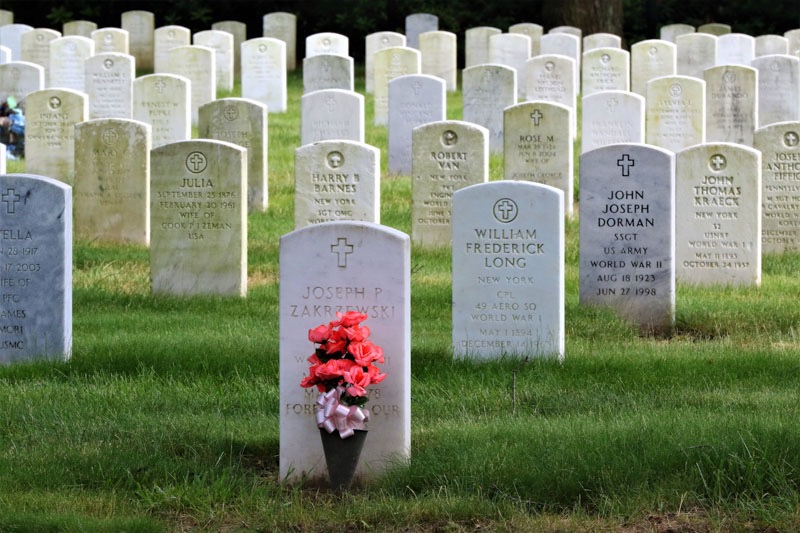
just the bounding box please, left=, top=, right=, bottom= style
left=3, top=0, right=800, bottom=63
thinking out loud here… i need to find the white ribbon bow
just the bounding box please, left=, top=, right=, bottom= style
left=315, top=386, right=370, bottom=439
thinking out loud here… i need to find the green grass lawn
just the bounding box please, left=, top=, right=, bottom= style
left=2, top=71, right=800, bottom=531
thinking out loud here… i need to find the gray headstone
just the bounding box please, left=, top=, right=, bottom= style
left=122, top=10, right=154, bottom=71
left=405, top=13, right=438, bottom=49
left=0, top=10, right=12, bottom=27
left=365, top=31, right=406, bottom=93
left=153, top=25, right=190, bottom=73
left=645, top=75, right=706, bottom=153
left=0, top=61, right=44, bottom=103
left=452, top=181, right=564, bottom=359
left=581, top=90, right=645, bottom=153
left=262, top=12, right=296, bottom=71
left=294, top=140, right=380, bottom=228
left=462, top=64, right=517, bottom=153
left=303, top=54, right=354, bottom=93
left=301, top=89, right=364, bottom=145
left=676, top=143, right=761, bottom=286
left=704, top=65, right=757, bottom=146
left=503, top=101, right=574, bottom=216
left=193, top=30, right=234, bottom=92
left=279, top=221, right=411, bottom=483
left=372, top=46, right=420, bottom=126
left=150, top=140, right=247, bottom=296
left=630, top=39, right=677, bottom=96
left=63, top=20, right=96, bottom=38
left=85, top=52, right=134, bottom=119
left=411, top=120, right=488, bottom=247
left=199, top=97, right=269, bottom=212
left=419, top=31, right=457, bottom=91
left=755, top=122, right=800, bottom=253
left=48, top=35, right=94, bottom=92
left=388, top=74, right=446, bottom=175
left=241, top=37, right=287, bottom=113
left=133, top=73, right=191, bottom=148
left=676, top=33, right=717, bottom=79
left=465, top=26, right=501, bottom=68
left=0, top=173, right=72, bottom=363
left=579, top=144, right=676, bottom=332
left=73, top=118, right=151, bottom=244
left=25, top=88, right=88, bottom=184
left=752, top=55, right=800, bottom=128
left=581, top=47, right=630, bottom=95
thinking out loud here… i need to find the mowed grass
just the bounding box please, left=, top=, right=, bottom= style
left=2, top=71, right=800, bottom=531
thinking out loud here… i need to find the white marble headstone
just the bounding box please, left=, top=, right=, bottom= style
left=405, top=13, right=438, bottom=49
left=489, top=33, right=531, bottom=100
left=698, top=23, right=731, bottom=36
left=262, top=12, right=296, bottom=71
left=755, top=35, right=789, bottom=57
left=122, top=10, right=154, bottom=71
left=133, top=73, right=191, bottom=148
left=303, top=54, right=354, bottom=93
left=581, top=90, right=645, bottom=153
left=20, top=28, right=59, bottom=82
left=645, top=75, right=706, bottom=153
left=704, top=65, right=757, bottom=146
left=0, top=24, right=33, bottom=60
left=0, top=61, right=44, bottom=103
left=48, top=35, right=94, bottom=92
left=388, top=74, right=446, bottom=175
left=676, top=33, right=717, bottom=79
left=660, top=24, right=695, bottom=43
left=419, top=30, right=457, bottom=91
left=630, top=39, right=677, bottom=96
left=301, top=89, right=364, bottom=145
left=91, top=28, right=129, bottom=55
left=509, top=22, right=543, bottom=56
left=583, top=32, right=621, bottom=51
left=452, top=181, right=564, bottom=359
left=716, top=33, right=755, bottom=66
left=755, top=122, right=800, bottom=253
left=462, top=64, right=517, bottom=153
left=372, top=46, right=420, bottom=126
left=465, top=26, right=501, bottom=68
left=166, top=45, right=216, bottom=125
left=365, top=31, right=406, bottom=93
left=211, top=20, right=246, bottom=79
left=63, top=20, right=96, bottom=38
left=241, top=37, right=287, bottom=113
left=154, top=25, right=190, bottom=73
left=306, top=32, right=348, bottom=58
left=193, top=30, right=234, bottom=92
left=751, top=55, right=800, bottom=128
left=581, top=47, right=630, bottom=95
left=85, top=52, right=134, bottom=119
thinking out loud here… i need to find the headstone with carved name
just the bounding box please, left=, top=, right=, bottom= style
left=303, top=54, right=354, bottom=93
left=676, top=33, right=717, bottom=79
left=21, top=28, right=59, bottom=83
left=85, top=52, right=134, bottom=119
left=241, top=37, right=287, bottom=113
left=465, top=26, right=500, bottom=68
left=133, top=73, right=191, bottom=148
left=301, top=89, right=364, bottom=145
left=581, top=47, right=629, bottom=95
left=154, top=25, right=190, bottom=73
left=365, top=32, right=406, bottom=93
left=388, top=74, right=446, bottom=175
left=751, top=54, right=800, bottom=128
left=211, top=20, right=245, bottom=79
left=279, top=220, right=411, bottom=484
left=372, top=46, right=420, bottom=126
left=91, top=28, right=129, bottom=55
left=193, top=30, right=234, bottom=92
left=676, top=143, right=761, bottom=286
left=419, top=30, right=457, bottom=91
left=49, top=35, right=94, bottom=92
left=704, top=65, right=756, bottom=146
left=262, top=12, right=296, bottom=71
left=294, top=140, right=380, bottom=229
left=166, top=45, right=215, bottom=125
left=631, top=39, right=676, bottom=96
left=452, top=181, right=564, bottom=359
left=755, top=122, right=800, bottom=253
left=524, top=54, right=577, bottom=137
left=580, top=143, right=676, bottom=332
left=0, top=173, right=72, bottom=364
left=0, top=61, right=44, bottom=103
left=150, top=139, right=247, bottom=296
left=462, top=64, right=516, bottom=153
left=306, top=32, right=348, bottom=58
left=645, top=75, right=706, bottom=153
left=581, top=90, right=645, bottom=153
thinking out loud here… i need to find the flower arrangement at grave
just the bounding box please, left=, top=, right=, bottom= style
left=300, top=310, right=386, bottom=440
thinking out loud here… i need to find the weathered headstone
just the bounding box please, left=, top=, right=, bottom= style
left=716, top=33, right=755, bottom=66
left=0, top=24, right=32, bottom=61
left=419, top=31, right=457, bottom=91
left=153, top=25, right=190, bottom=73
left=676, top=143, right=761, bottom=286
left=581, top=91, right=645, bottom=153
left=645, top=75, right=706, bottom=153
left=405, top=13, right=438, bottom=49
left=465, top=26, right=501, bottom=68
left=412, top=120, right=488, bottom=246
left=676, top=33, right=717, bottom=79
left=388, top=74, right=446, bottom=175
left=581, top=47, right=630, bottom=95
left=91, top=28, right=129, bottom=55
left=133, top=73, right=191, bottom=148
left=303, top=54, right=354, bottom=93
left=0, top=61, right=44, bottom=103
left=489, top=33, right=530, bottom=99
left=549, top=26, right=582, bottom=39
left=150, top=139, right=247, bottom=296
left=365, top=31, right=405, bottom=93
left=524, top=54, right=577, bottom=137
left=698, top=23, right=731, bottom=36
left=122, top=10, right=154, bottom=72
left=785, top=28, right=800, bottom=55
left=48, top=35, right=94, bottom=92
left=503, top=101, right=574, bottom=216
left=20, top=28, right=59, bottom=83
left=73, top=118, right=150, bottom=244
left=301, top=89, right=364, bottom=145
left=372, top=46, right=420, bottom=126
left=199, top=97, right=268, bottom=212
left=630, top=39, right=677, bottom=96
left=752, top=54, right=800, bottom=127
left=541, top=32, right=581, bottom=82
left=660, top=24, right=694, bottom=43
left=509, top=22, right=543, bottom=56
left=306, top=32, right=348, bottom=58
left=580, top=144, right=676, bottom=332
left=166, top=45, right=215, bottom=125
left=24, top=88, right=87, bottom=184
left=63, top=20, right=96, bottom=38
left=279, top=221, right=411, bottom=483
left=211, top=20, right=245, bottom=79
left=294, top=140, right=380, bottom=228
left=452, top=181, right=564, bottom=359
left=0, top=173, right=72, bottom=363
left=755, top=122, right=800, bottom=253
left=193, top=30, right=234, bottom=92
left=241, top=37, right=287, bottom=113
left=704, top=65, right=757, bottom=146
left=462, top=64, right=516, bottom=153
left=262, top=12, right=296, bottom=71
left=85, top=52, right=134, bottom=119
left=583, top=32, right=621, bottom=51
left=755, top=34, right=789, bottom=56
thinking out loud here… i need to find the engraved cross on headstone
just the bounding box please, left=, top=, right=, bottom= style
left=326, top=95, right=336, bottom=112
left=710, top=154, right=726, bottom=170
left=2, top=189, right=21, bottom=214
left=330, top=237, right=354, bottom=268
left=155, top=79, right=167, bottom=94
left=530, top=109, right=543, bottom=126
left=617, top=154, right=635, bottom=176
left=496, top=199, right=515, bottom=221
left=785, top=132, right=799, bottom=147
left=412, top=81, right=422, bottom=96
left=188, top=153, right=206, bottom=172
